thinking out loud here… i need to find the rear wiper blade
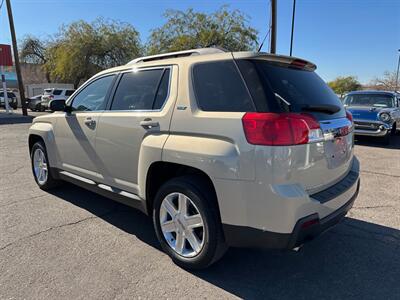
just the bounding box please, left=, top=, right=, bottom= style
left=301, top=104, right=341, bottom=114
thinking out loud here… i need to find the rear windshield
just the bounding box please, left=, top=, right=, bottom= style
left=236, top=59, right=345, bottom=120
left=344, top=94, right=394, bottom=108
left=44, top=89, right=53, bottom=95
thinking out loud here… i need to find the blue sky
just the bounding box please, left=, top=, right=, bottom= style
left=0, top=0, right=399, bottom=83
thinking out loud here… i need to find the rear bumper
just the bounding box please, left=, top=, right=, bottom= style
left=222, top=167, right=360, bottom=249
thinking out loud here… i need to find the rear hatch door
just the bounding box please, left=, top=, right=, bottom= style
left=235, top=54, right=354, bottom=193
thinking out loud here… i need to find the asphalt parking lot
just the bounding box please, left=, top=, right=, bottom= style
left=1, top=118, right=399, bottom=299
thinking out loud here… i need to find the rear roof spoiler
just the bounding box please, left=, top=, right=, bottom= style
left=232, top=52, right=317, bottom=71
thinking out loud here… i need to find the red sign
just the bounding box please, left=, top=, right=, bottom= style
left=0, top=44, right=13, bottom=66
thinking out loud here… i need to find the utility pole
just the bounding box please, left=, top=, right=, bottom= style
left=270, top=0, right=277, bottom=54
left=289, top=0, right=296, bottom=56
left=395, top=49, right=400, bottom=92
left=6, top=0, right=27, bottom=116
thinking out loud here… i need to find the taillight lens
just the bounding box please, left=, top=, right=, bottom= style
left=242, top=112, right=322, bottom=146
left=346, top=110, right=353, bottom=123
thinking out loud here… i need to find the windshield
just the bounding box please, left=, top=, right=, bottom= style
left=44, top=89, right=53, bottom=95
left=344, top=94, right=394, bottom=108
left=236, top=59, right=345, bottom=120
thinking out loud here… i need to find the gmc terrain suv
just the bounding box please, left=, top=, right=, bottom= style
left=28, top=48, right=360, bottom=269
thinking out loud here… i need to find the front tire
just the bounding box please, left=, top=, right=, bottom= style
left=31, top=141, right=61, bottom=190
left=153, top=176, right=227, bottom=269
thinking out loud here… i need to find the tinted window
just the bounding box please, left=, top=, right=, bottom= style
left=237, top=59, right=345, bottom=120
left=0, top=92, right=15, bottom=98
left=193, top=61, right=254, bottom=112
left=65, top=90, right=75, bottom=96
left=153, top=69, right=170, bottom=109
left=44, top=89, right=52, bottom=95
left=111, top=68, right=167, bottom=111
left=53, top=89, right=62, bottom=95
left=71, top=75, right=115, bottom=111
left=344, top=94, right=394, bottom=108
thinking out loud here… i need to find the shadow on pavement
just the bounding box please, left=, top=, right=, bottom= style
left=50, top=183, right=400, bottom=299
left=355, top=134, right=400, bottom=150
left=0, top=112, right=34, bottom=124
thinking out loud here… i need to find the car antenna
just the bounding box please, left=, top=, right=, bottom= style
left=257, top=28, right=271, bottom=52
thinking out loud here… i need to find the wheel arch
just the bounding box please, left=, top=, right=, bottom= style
left=28, top=122, right=58, bottom=168
left=145, top=161, right=221, bottom=221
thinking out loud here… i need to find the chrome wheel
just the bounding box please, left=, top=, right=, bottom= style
left=159, top=192, right=205, bottom=258
left=33, top=148, right=48, bottom=185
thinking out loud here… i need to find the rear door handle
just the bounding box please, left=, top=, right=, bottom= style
left=140, top=119, right=159, bottom=129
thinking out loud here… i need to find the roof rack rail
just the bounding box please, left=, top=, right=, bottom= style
left=127, top=48, right=226, bottom=65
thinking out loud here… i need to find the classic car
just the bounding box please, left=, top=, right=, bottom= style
left=344, top=90, right=400, bottom=144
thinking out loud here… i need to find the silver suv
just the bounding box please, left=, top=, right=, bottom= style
left=28, top=48, right=360, bottom=269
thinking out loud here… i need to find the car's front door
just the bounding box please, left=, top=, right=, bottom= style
left=53, top=74, right=116, bottom=181
left=94, top=66, right=175, bottom=195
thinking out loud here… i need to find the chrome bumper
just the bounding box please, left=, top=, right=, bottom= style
left=354, top=120, right=391, bottom=137
left=354, top=126, right=390, bottom=137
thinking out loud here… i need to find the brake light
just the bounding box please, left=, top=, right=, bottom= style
left=346, top=110, right=353, bottom=123
left=242, top=112, right=322, bottom=146
left=290, top=59, right=308, bottom=69
left=49, top=95, right=54, bottom=100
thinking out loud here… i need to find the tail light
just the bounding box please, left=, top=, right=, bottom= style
left=242, top=112, right=323, bottom=146
left=49, top=95, right=54, bottom=100
left=346, top=110, right=353, bottom=123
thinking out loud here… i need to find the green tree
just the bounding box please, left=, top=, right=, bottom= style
left=48, top=18, right=142, bottom=88
left=146, top=6, right=258, bottom=55
left=328, top=76, right=362, bottom=97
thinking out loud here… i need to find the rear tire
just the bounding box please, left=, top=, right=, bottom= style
left=30, top=141, right=61, bottom=190
left=153, top=176, right=227, bottom=269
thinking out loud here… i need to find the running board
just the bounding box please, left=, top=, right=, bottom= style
left=59, top=171, right=96, bottom=185
left=57, top=169, right=147, bottom=214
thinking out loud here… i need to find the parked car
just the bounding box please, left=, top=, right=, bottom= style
left=28, top=48, right=360, bottom=269
left=26, top=95, right=45, bottom=112
left=344, top=90, right=400, bottom=144
left=0, top=91, right=18, bottom=109
left=41, top=88, right=75, bottom=110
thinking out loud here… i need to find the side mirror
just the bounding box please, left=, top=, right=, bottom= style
left=64, top=105, right=72, bottom=113
left=49, top=100, right=66, bottom=112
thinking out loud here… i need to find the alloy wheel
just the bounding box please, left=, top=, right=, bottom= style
left=159, top=192, right=205, bottom=258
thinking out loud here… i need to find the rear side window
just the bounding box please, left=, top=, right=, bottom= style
left=111, top=68, right=169, bottom=111
left=192, top=61, right=255, bottom=112
left=236, top=59, right=345, bottom=120
left=65, top=90, right=75, bottom=96
left=53, top=89, right=62, bottom=96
